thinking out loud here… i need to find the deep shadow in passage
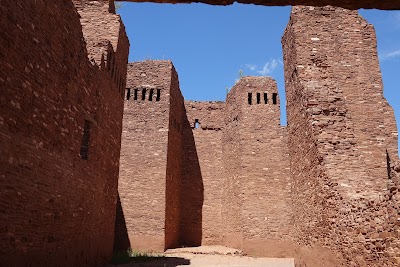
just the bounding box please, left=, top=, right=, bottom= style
left=179, top=109, right=204, bottom=247
left=113, top=194, right=131, bottom=252
left=123, top=257, right=190, bottom=267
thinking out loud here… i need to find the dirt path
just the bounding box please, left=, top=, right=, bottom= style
left=108, top=246, right=295, bottom=267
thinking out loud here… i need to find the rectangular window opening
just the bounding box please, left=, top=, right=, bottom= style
left=80, top=120, right=91, bottom=160
left=272, top=93, right=277, bottom=105
left=126, top=88, right=131, bottom=100
left=248, top=93, right=252, bottom=105
left=264, top=92, right=268, bottom=104
left=134, top=89, right=138, bottom=100
left=194, top=119, right=200, bottom=129
left=141, top=88, right=146, bottom=101
left=156, top=89, right=161, bottom=101
left=149, top=89, right=154, bottom=101
left=257, top=93, right=261, bottom=104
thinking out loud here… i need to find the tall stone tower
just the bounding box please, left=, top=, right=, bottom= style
left=222, top=77, right=292, bottom=251
left=116, top=61, right=184, bottom=251
left=282, top=6, right=399, bottom=265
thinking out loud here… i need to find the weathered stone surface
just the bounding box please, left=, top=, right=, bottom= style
left=282, top=5, right=399, bottom=266
left=2, top=1, right=400, bottom=266
left=222, top=77, right=292, bottom=250
left=117, top=64, right=293, bottom=252
left=0, top=0, right=128, bottom=266
left=116, top=61, right=184, bottom=252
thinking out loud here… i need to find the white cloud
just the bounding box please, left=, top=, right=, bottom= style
left=380, top=49, right=400, bottom=61
left=244, top=59, right=283, bottom=76
left=257, top=59, right=280, bottom=75
left=245, top=64, right=257, bottom=71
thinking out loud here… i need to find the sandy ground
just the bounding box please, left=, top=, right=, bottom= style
left=107, top=246, right=295, bottom=267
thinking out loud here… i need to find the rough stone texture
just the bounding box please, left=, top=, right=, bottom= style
left=73, top=0, right=129, bottom=100
left=0, top=0, right=127, bottom=266
left=182, top=101, right=224, bottom=246
left=282, top=6, right=399, bottom=266
left=222, top=77, right=292, bottom=251
left=117, top=66, right=293, bottom=253
left=123, top=0, right=400, bottom=10
left=116, top=61, right=184, bottom=252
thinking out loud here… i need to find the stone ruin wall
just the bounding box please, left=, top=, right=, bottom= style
left=74, top=0, right=129, bottom=100
left=117, top=62, right=294, bottom=252
left=1, top=0, right=400, bottom=266
left=165, top=61, right=185, bottom=249
left=222, top=77, right=292, bottom=253
left=0, top=0, right=128, bottom=266
left=182, top=101, right=225, bottom=246
left=116, top=61, right=183, bottom=252
left=282, top=6, right=399, bottom=266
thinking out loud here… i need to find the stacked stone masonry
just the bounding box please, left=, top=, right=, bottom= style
left=118, top=63, right=294, bottom=252
left=0, top=0, right=128, bottom=266
left=2, top=0, right=400, bottom=266
left=118, top=8, right=400, bottom=263
left=282, top=6, right=400, bottom=266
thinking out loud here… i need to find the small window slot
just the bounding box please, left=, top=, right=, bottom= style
left=80, top=120, right=91, bottom=160
left=149, top=89, right=154, bottom=101
left=126, top=88, right=131, bottom=100
left=141, top=88, right=146, bottom=101
left=264, top=93, right=268, bottom=104
left=156, top=89, right=161, bottom=101
left=248, top=93, right=252, bottom=105
left=257, top=93, right=261, bottom=104
left=272, top=93, right=277, bottom=105
left=194, top=119, right=200, bottom=129
left=134, top=89, right=138, bottom=100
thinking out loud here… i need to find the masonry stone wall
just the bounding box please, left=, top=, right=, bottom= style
left=165, top=63, right=185, bottom=249
left=222, top=77, right=293, bottom=251
left=282, top=6, right=399, bottom=266
left=221, top=84, right=244, bottom=248
left=117, top=61, right=184, bottom=251
left=0, top=0, right=127, bottom=266
left=182, top=101, right=224, bottom=246
left=73, top=0, right=129, bottom=100
left=117, top=65, right=294, bottom=252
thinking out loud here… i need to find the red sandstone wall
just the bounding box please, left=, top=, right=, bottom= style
left=221, top=86, right=244, bottom=248
left=222, top=77, right=292, bottom=250
left=117, top=61, right=183, bottom=252
left=74, top=0, right=129, bottom=100
left=182, top=101, right=224, bottom=245
left=0, top=1, right=126, bottom=266
left=165, top=64, right=185, bottom=249
left=282, top=6, right=399, bottom=266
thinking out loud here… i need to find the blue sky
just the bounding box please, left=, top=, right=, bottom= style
left=117, top=3, right=399, bottom=139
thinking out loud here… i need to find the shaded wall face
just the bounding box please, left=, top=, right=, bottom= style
left=282, top=6, right=399, bottom=266
left=181, top=101, right=224, bottom=246
left=0, top=1, right=125, bottom=266
left=165, top=68, right=185, bottom=249
left=117, top=61, right=174, bottom=252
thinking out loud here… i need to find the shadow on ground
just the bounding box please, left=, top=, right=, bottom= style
left=109, top=256, right=190, bottom=267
